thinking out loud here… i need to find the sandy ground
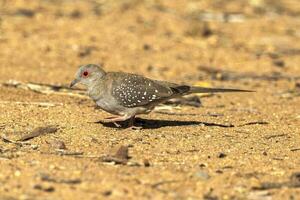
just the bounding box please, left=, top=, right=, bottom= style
left=0, top=0, right=300, bottom=199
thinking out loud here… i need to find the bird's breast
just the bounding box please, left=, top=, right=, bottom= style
left=95, top=96, right=126, bottom=115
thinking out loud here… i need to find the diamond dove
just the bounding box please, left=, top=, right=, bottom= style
left=70, top=64, right=252, bottom=129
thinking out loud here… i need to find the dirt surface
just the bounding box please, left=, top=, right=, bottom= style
left=0, top=0, right=300, bottom=199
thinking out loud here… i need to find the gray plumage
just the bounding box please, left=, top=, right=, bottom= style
left=70, top=64, right=252, bottom=128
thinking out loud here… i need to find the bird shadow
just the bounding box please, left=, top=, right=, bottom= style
left=94, top=118, right=234, bottom=130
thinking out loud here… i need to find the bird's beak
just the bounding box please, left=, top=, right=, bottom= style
left=70, top=79, right=79, bottom=88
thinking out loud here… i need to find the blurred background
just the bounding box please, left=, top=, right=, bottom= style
left=0, top=0, right=299, bottom=85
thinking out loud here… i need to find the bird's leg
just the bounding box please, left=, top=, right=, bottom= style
left=128, top=116, right=135, bottom=127
left=127, top=116, right=142, bottom=130
left=102, top=115, right=142, bottom=129
left=102, top=115, right=132, bottom=128
left=104, top=116, right=118, bottom=120
left=102, top=116, right=130, bottom=122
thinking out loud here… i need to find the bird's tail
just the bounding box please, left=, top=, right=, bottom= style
left=171, top=85, right=253, bottom=94
left=189, top=86, right=253, bottom=93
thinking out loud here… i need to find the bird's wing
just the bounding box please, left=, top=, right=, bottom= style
left=111, top=73, right=174, bottom=108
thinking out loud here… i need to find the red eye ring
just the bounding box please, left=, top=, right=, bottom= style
left=83, top=71, right=89, bottom=77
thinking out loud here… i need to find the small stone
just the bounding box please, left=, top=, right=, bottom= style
left=218, top=152, right=227, bottom=158
left=115, top=145, right=129, bottom=160
left=70, top=10, right=82, bottom=18
left=102, top=190, right=112, bottom=196
left=143, top=159, right=150, bottom=167
left=33, top=184, right=55, bottom=192
left=15, top=9, right=35, bottom=18
left=273, top=60, right=285, bottom=68
left=143, top=44, right=151, bottom=50
left=199, top=163, right=207, bottom=168
left=51, top=140, right=66, bottom=150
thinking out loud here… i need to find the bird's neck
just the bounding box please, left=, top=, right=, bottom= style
left=87, top=77, right=105, bottom=101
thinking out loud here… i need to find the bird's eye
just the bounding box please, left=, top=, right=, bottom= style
left=83, top=71, right=89, bottom=77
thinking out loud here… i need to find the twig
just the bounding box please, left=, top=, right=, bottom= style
left=72, top=155, right=102, bottom=158
left=55, top=150, right=84, bottom=156
left=18, top=125, right=59, bottom=141
left=291, top=148, right=300, bottom=152
left=0, top=134, right=31, bottom=145
left=0, top=101, right=63, bottom=107
left=201, top=122, right=234, bottom=128
left=154, top=111, right=199, bottom=116
left=238, top=121, right=269, bottom=127
left=151, top=180, right=180, bottom=188
left=264, top=134, right=287, bottom=140
left=40, top=150, right=84, bottom=157
left=39, top=173, right=81, bottom=184
left=150, top=180, right=181, bottom=193
left=1, top=80, right=88, bottom=98
left=1, top=125, right=58, bottom=144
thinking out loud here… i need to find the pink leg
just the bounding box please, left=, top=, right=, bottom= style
left=102, top=115, right=142, bottom=129
left=102, top=115, right=132, bottom=128
left=104, top=116, right=118, bottom=120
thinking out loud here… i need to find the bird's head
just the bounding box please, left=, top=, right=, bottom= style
left=70, top=64, right=106, bottom=88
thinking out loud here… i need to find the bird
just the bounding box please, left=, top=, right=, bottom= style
left=70, top=64, right=252, bottom=129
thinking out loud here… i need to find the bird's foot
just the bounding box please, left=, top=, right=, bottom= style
left=101, top=118, right=122, bottom=127
left=101, top=116, right=131, bottom=128
left=100, top=116, right=142, bottom=129
left=127, top=125, right=142, bottom=130
left=112, top=122, right=121, bottom=128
